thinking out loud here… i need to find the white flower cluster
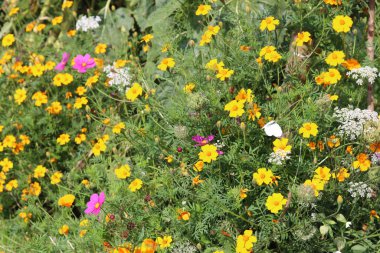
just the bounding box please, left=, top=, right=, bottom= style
left=172, top=242, right=197, bottom=253
left=347, top=182, right=374, bottom=199
left=268, top=150, right=291, bottom=165
left=103, top=65, right=131, bottom=92
left=333, top=106, right=379, bottom=140
left=371, top=153, right=380, bottom=165
left=347, top=66, right=379, bottom=85
left=76, top=16, right=101, bottom=32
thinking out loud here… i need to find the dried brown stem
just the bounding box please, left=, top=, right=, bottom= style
left=367, top=0, right=375, bottom=111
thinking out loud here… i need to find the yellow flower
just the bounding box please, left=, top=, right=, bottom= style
left=58, top=194, right=75, bottom=207
left=156, top=235, right=172, bottom=249
left=92, top=140, right=106, bottom=156
left=325, top=51, right=345, bottom=66
left=295, top=31, right=311, bottom=46
left=193, top=161, right=204, bottom=172
left=129, top=178, right=143, bottom=192
left=304, top=178, right=325, bottom=196
left=327, top=135, right=340, bottom=148
left=67, top=30, right=76, bottom=37
left=207, top=25, right=220, bottom=35
left=324, top=0, right=342, bottom=5
left=239, top=188, right=248, bottom=199
left=224, top=100, right=245, bottom=118
left=260, top=16, right=280, bottom=31
left=199, top=32, right=213, bottom=46
left=46, top=101, right=62, bottom=115
left=235, top=89, right=253, bottom=103
left=86, top=75, right=98, bottom=87
left=353, top=153, right=371, bottom=172
left=259, top=46, right=276, bottom=57
left=52, top=16, right=63, bottom=25
left=253, top=168, right=274, bottom=186
left=0, top=158, right=13, bottom=172
left=51, top=171, right=63, bottom=184
left=192, top=175, right=205, bottom=186
left=328, top=94, right=339, bottom=101
left=205, top=59, right=224, bottom=71
left=14, top=89, right=27, bottom=105
left=177, top=209, right=191, bottom=221
left=95, top=43, right=107, bottom=54
left=32, top=91, right=48, bottom=106
left=332, top=15, right=353, bottom=33
left=79, top=230, right=87, bottom=237
left=126, top=83, right=143, bottom=102
left=216, top=68, right=234, bottom=81
left=114, top=59, right=128, bottom=68
left=265, top=51, right=282, bottom=63
left=59, top=225, right=69, bottom=235
left=195, top=4, right=212, bottom=15
left=73, top=97, right=88, bottom=109
left=112, top=122, right=126, bottom=134
left=198, top=144, right=219, bottom=163
left=79, top=219, right=89, bottom=227
left=8, top=7, right=19, bottom=16
left=334, top=168, right=350, bottom=182
left=313, top=166, right=331, bottom=182
left=36, top=24, right=46, bottom=32
left=236, top=230, right=257, bottom=253
left=115, top=165, right=131, bottom=179
left=273, top=138, right=292, bottom=153
left=62, top=1, right=73, bottom=9
left=299, top=122, right=318, bottom=138
left=247, top=103, right=261, bottom=121
left=34, top=165, right=47, bottom=178
left=265, top=193, right=287, bottom=214
left=2, top=34, right=15, bottom=47
left=324, top=68, right=341, bottom=84
left=3, top=135, right=16, bottom=148
left=57, top=134, right=70, bottom=145
left=75, top=86, right=87, bottom=96
left=30, top=63, right=45, bottom=77
left=141, top=34, right=154, bottom=43
left=184, top=83, right=196, bottom=93
left=5, top=179, right=18, bottom=191
left=157, top=58, right=175, bottom=71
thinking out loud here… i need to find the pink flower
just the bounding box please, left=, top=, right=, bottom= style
left=55, top=52, right=70, bottom=71
left=84, top=192, right=105, bottom=215
left=73, top=54, right=96, bottom=73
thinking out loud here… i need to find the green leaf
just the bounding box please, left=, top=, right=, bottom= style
left=351, top=244, right=368, bottom=253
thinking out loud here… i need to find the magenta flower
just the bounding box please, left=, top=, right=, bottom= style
left=73, top=54, right=96, bottom=73
left=55, top=52, right=70, bottom=71
left=84, top=192, right=105, bottom=215
left=192, top=135, right=214, bottom=146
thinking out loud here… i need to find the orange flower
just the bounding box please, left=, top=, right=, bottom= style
left=353, top=153, right=371, bottom=172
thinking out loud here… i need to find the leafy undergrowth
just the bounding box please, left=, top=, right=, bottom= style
left=0, top=0, right=380, bottom=252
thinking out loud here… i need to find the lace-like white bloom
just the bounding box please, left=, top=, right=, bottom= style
left=76, top=16, right=101, bottom=32
left=371, top=153, right=380, bottom=165
left=172, top=242, right=197, bottom=253
left=347, top=66, right=379, bottom=85
left=268, top=150, right=291, bottom=165
left=333, top=106, right=379, bottom=140
left=103, top=65, right=131, bottom=92
left=347, top=182, right=374, bottom=199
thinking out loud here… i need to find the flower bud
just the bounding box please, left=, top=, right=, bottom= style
left=337, top=195, right=343, bottom=205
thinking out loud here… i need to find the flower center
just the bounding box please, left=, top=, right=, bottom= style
left=206, top=151, right=212, bottom=156
left=232, top=105, right=239, bottom=111
left=339, top=19, right=345, bottom=25
left=273, top=201, right=280, bottom=206
left=95, top=202, right=100, bottom=208
left=82, top=62, right=87, bottom=67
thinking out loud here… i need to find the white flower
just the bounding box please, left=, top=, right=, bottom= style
left=76, top=16, right=101, bottom=32
left=347, top=66, right=379, bottom=85
left=333, top=106, right=379, bottom=140
left=348, top=182, right=374, bottom=199
left=268, top=150, right=290, bottom=165
left=345, top=222, right=352, bottom=228
left=103, top=65, right=131, bottom=92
